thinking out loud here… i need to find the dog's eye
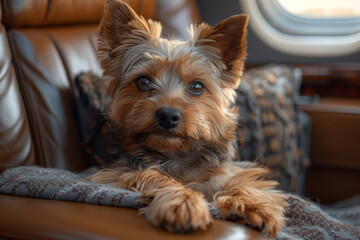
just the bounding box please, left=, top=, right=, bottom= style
left=135, top=75, right=152, bottom=91
left=188, top=81, right=205, bottom=96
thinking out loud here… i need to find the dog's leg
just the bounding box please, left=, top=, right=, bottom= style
left=87, top=167, right=213, bottom=232
left=214, top=167, right=287, bottom=238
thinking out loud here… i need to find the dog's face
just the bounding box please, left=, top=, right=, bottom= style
left=98, top=0, right=248, bottom=154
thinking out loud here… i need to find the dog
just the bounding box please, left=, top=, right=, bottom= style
left=88, top=0, right=287, bottom=237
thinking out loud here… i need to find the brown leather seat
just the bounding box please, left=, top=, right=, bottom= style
left=0, top=0, right=263, bottom=239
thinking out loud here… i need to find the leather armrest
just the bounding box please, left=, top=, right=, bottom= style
left=0, top=195, right=264, bottom=240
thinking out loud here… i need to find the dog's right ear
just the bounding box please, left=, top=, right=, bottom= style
left=97, top=0, right=162, bottom=77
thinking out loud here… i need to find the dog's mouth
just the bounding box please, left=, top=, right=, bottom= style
left=131, top=131, right=189, bottom=152
left=133, top=130, right=187, bottom=142
left=153, top=131, right=186, bottom=140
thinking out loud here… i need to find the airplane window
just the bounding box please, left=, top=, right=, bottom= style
left=239, top=0, right=360, bottom=57
left=277, top=0, right=360, bottom=19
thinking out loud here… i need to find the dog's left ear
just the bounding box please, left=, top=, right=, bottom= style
left=193, top=15, right=249, bottom=79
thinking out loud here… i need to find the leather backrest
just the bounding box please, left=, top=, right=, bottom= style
left=1, top=0, right=156, bottom=28
left=0, top=5, right=37, bottom=172
left=8, top=25, right=99, bottom=171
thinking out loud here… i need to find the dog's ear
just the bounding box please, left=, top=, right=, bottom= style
left=97, top=0, right=162, bottom=77
left=192, top=15, right=249, bottom=77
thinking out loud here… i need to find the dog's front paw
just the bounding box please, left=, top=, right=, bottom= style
left=216, top=188, right=287, bottom=238
left=138, top=186, right=213, bottom=233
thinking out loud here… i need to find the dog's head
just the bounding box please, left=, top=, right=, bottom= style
left=98, top=0, right=248, bottom=154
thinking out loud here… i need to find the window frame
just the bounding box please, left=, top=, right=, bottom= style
left=239, top=0, right=360, bottom=57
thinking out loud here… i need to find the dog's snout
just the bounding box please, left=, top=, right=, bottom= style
left=156, top=107, right=182, bottom=130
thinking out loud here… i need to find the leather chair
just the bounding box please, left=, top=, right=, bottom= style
left=0, top=0, right=263, bottom=239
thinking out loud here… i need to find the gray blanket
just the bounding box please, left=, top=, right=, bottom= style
left=1, top=166, right=359, bottom=239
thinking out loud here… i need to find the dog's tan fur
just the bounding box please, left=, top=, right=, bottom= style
left=88, top=0, right=287, bottom=237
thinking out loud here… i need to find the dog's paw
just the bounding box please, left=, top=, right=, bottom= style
left=216, top=188, right=287, bottom=238
left=138, top=186, right=213, bottom=233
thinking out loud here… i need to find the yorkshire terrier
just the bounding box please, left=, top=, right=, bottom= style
left=88, top=0, right=287, bottom=237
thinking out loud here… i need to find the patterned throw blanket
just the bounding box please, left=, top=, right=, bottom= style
left=1, top=166, right=359, bottom=239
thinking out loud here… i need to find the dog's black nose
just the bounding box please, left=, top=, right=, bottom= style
left=156, top=107, right=182, bottom=129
